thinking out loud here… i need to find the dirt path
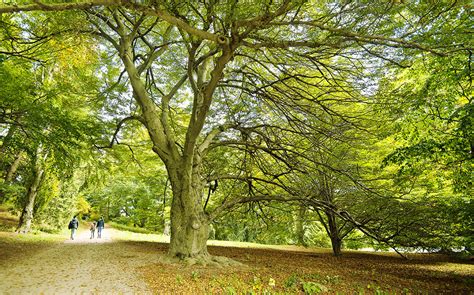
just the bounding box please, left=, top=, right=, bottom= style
left=0, top=227, right=163, bottom=294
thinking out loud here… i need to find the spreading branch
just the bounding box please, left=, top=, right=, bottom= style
left=0, top=1, right=228, bottom=45
left=95, top=115, right=144, bottom=149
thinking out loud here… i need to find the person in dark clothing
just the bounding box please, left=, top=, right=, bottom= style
left=68, top=216, right=79, bottom=240
left=96, top=217, right=105, bottom=238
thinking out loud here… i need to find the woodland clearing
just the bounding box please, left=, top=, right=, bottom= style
left=0, top=4, right=472, bottom=294
left=0, top=219, right=472, bottom=294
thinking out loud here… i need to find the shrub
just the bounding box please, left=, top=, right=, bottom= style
left=302, top=281, right=328, bottom=294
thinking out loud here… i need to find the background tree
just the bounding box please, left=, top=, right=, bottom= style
left=85, top=126, right=170, bottom=232
left=376, top=32, right=473, bottom=253
left=0, top=12, right=105, bottom=232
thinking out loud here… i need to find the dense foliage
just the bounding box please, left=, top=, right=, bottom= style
left=0, top=0, right=471, bottom=255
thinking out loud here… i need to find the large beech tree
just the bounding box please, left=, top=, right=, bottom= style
left=1, top=1, right=469, bottom=260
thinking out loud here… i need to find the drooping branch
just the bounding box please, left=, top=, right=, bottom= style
left=210, top=193, right=408, bottom=259
left=320, top=205, right=408, bottom=259
left=253, top=20, right=454, bottom=56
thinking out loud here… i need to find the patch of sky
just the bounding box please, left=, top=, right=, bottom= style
left=0, top=125, right=9, bottom=137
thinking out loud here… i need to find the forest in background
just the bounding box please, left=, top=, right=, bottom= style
left=0, top=0, right=472, bottom=258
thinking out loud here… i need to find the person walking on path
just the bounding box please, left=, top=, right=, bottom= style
left=89, top=221, right=96, bottom=239
left=96, top=217, right=105, bottom=238
left=68, top=216, right=79, bottom=240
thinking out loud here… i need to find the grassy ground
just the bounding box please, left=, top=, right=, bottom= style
left=0, top=212, right=472, bottom=294
left=0, top=205, right=18, bottom=232
left=112, top=231, right=474, bottom=294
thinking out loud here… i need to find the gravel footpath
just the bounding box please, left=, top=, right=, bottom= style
left=0, top=227, right=162, bottom=294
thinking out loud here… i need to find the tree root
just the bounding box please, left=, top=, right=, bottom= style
left=159, top=254, right=244, bottom=268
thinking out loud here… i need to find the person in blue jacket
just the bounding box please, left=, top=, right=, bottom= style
left=96, top=217, right=105, bottom=238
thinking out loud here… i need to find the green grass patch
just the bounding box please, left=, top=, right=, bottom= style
left=0, top=231, right=65, bottom=244
left=107, top=226, right=170, bottom=243
left=108, top=221, right=154, bottom=234
left=0, top=204, right=18, bottom=232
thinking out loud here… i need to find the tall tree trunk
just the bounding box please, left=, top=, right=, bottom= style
left=296, top=204, right=307, bottom=246
left=114, top=22, right=233, bottom=260
left=5, top=152, right=22, bottom=182
left=0, top=125, right=17, bottom=159
left=317, top=171, right=343, bottom=256
left=106, top=198, right=110, bottom=221
left=0, top=126, right=21, bottom=202
left=121, top=40, right=212, bottom=259
left=325, top=209, right=342, bottom=256
left=16, top=164, right=44, bottom=233
left=0, top=152, right=22, bottom=203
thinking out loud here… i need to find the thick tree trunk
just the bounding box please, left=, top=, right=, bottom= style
left=169, top=198, right=209, bottom=259
left=161, top=177, right=168, bottom=230
left=330, top=235, right=342, bottom=257
left=16, top=165, right=44, bottom=233
left=296, top=204, right=307, bottom=246
left=317, top=171, right=343, bottom=256
left=116, top=26, right=233, bottom=261
left=168, top=163, right=209, bottom=259
left=326, top=210, right=342, bottom=256
left=121, top=47, right=211, bottom=258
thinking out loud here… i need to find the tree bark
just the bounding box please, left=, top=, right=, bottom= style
left=317, top=171, right=342, bottom=256
left=0, top=125, right=18, bottom=180
left=16, top=162, right=44, bottom=233
left=0, top=151, right=22, bottom=203
left=5, top=152, right=22, bottom=182
left=326, top=209, right=342, bottom=256
left=296, top=204, right=307, bottom=246
left=167, top=158, right=209, bottom=259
